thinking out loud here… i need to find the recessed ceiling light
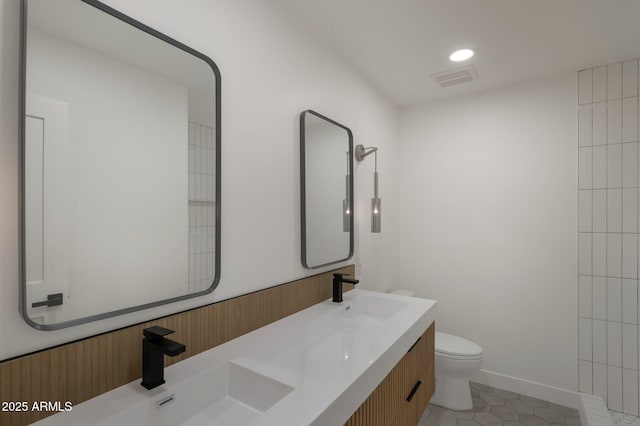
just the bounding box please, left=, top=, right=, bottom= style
left=449, top=49, right=474, bottom=62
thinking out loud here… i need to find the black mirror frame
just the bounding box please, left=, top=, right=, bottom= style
left=18, top=0, right=222, bottom=330
left=299, top=110, right=354, bottom=269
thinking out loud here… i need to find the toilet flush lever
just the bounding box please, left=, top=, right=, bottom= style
left=31, top=293, right=63, bottom=308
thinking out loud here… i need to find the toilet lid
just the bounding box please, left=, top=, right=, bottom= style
left=435, top=332, right=482, bottom=357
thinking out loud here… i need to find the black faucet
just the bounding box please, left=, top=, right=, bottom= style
left=333, top=273, right=359, bottom=303
left=141, top=326, right=186, bottom=390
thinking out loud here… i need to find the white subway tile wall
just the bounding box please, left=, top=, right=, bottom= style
left=610, top=366, right=624, bottom=412
left=188, top=122, right=216, bottom=293
left=624, top=369, right=640, bottom=416
left=581, top=360, right=594, bottom=393
left=579, top=59, right=640, bottom=415
left=595, top=102, right=608, bottom=146
left=594, top=276, right=608, bottom=320
left=594, top=66, right=608, bottom=103
left=595, top=363, right=608, bottom=400
left=595, top=146, right=608, bottom=188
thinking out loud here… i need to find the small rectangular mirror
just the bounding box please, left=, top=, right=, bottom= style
left=300, top=110, right=354, bottom=269
left=20, top=0, right=221, bottom=329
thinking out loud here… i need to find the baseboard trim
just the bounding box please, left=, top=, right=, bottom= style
left=472, top=369, right=579, bottom=409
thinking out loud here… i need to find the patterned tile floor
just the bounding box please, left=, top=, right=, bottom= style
left=418, top=382, right=582, bottom=426
left=611, top=410, right=640, bottom=426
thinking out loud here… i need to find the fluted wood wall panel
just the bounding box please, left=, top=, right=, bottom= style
left=392, top=323, right=435, bottom=426
left=0, top=266, right=353, bottom=426
left=345, top=322, right=435, bottom=426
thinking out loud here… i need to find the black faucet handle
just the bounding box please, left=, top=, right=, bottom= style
left=333, top=272, right=351, bottom=278
left=143, top=326, right=175, bottom=341
left=333, top=272, right=359, bottom=284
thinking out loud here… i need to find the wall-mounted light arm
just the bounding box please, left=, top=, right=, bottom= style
left=354, top=145, right=378, bottom=162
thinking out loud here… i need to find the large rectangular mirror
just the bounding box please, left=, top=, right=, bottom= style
left=300, top=110, right=354, bottom=269
left=20, top=0, right=221, bottom=330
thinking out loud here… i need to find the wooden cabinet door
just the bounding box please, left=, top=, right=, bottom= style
left=392, top=323, right=435, bottom=425
left=345, top=323, right=435, bottom=426
left=343, top=347, right=410, bottom=426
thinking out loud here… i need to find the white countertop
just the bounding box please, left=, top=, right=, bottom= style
left=34, top=289, right=436, bottom=426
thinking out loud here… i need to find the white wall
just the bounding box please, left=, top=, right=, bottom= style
left=397, top=74, right=578, bottom=399
left=0, top=0, right=398, bottom=360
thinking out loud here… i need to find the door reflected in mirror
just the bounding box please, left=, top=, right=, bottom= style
left=21, top=0, right=221, bottom=329
left=300, top=110, right=354, bottom=269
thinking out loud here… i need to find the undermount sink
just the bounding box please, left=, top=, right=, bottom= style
left=99, top=361, right=294, bottom=426
left=341, top=294, right=408, bottom=322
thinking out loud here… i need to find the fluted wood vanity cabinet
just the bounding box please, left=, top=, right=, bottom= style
left=345, top=322, right=435, bottom=426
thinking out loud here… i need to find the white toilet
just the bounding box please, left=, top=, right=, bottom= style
left=389, top=290, right=483, bottom=411
left=431, top=332, right=483, bottom=410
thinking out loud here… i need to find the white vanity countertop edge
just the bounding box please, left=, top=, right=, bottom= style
left=33, top=289, right=436, bottom=426
left=310, top=296, right=435, bottom=426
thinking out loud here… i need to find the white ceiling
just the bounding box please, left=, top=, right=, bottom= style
left=274, top=0, right=640, bottom=107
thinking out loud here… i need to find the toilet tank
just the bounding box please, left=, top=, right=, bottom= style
left=389, top=289, right=416, bottom=297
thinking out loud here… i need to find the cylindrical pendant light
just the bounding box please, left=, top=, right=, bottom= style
left=343, top=174, right=350, bottom=232
left=371, top=167, right=381, bottom=233
left=355, top=144, right=381, bottom=233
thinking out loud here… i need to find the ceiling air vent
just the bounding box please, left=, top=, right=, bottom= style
left=431, top=65, right=478, bottom=88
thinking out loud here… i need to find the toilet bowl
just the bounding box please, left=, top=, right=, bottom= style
left=430, top=332, right=483, bottom=410
left=389, top=290, right=483, bottom=411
